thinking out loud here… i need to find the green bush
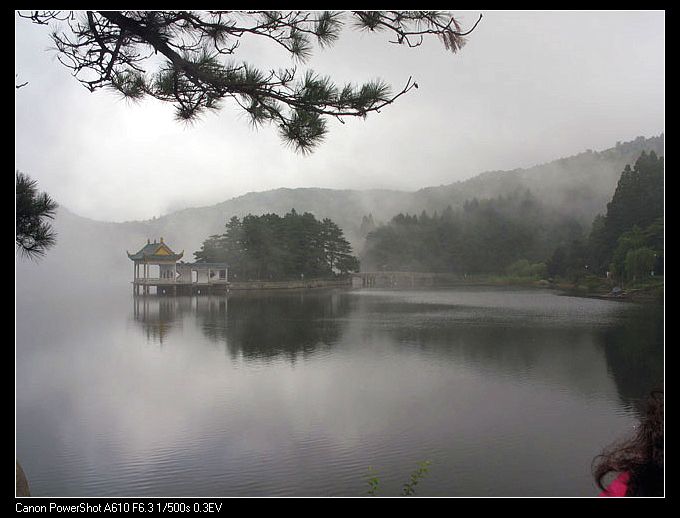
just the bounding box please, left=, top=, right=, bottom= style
left=506, top=259, right=547, bottom=279
left=624, top=247, right=657, bottom=282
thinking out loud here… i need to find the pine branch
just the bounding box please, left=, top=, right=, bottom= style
left=19, top=10, right=482, bottom=152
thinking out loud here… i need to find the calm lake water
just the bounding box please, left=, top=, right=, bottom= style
left=16, top=286, right=663, bottom=497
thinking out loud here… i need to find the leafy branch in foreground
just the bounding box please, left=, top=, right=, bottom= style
left=19, top=10, right=481, bottom=153
left=16, top=171, right=58, bottom=260
left=365, top=460, right=432, bottom=496
left=366, top=466, right=380, bottom=496
left=401, top=460, right=431, bottom=496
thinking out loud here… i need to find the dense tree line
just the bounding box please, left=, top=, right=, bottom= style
left=549, top=151, right=663, bottom=283
left=194, top=151, right=662, bottom=284
left=194, top=210, right=359, bottom=280
left=361, top=191, right=584, bottom=275
left=589, top=151, right=663, bottom=277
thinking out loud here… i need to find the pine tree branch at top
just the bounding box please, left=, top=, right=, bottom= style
left=18, top=10, right=481, bottom=153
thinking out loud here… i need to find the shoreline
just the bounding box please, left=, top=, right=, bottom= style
left=556, top=285, right=664, bottom=304
left=130, top=275, right=663, bottom=304
left=349, top=276, right=664, bottom=304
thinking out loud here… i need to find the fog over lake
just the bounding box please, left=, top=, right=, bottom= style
left=16, top=286, right=662, bottom=496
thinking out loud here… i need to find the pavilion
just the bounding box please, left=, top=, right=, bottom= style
left=127, top=238, right=228, bottom=295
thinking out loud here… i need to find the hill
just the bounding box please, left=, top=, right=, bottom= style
left=15, top=134, right=663, bottom=295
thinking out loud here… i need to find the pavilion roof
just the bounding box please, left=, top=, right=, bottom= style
left=127, top=239, right=184, bottom=261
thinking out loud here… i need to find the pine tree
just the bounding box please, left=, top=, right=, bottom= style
left=321, top=218, right=357, bottom=274
left=588, top=151, right=663, bottom=273
left=15, top=171, right=58, bottom=260
left=193, top=234, right=226, bottom=263
left=20, top=10, right=481, bottom=153
left=195, top=210, right=358, bottom=280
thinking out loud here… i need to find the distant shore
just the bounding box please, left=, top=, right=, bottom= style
left=556, top=283, right=664, bottom=304
left=349, top=273, right=664, bottom=304
left=150, top=275, right=663, bottom=304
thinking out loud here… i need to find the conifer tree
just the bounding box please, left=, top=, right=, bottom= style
left=20, top=10, right=481, bottom=153
left=194, top=210, right=358, bottom=280
left=15, top=171, right=58, bottom=260
left=321, top=218, right=357, bottom=274
left=588, top=151, right=664, bottom=273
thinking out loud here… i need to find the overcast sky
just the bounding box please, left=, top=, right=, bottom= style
left=15, top=10, right=664, bottom=222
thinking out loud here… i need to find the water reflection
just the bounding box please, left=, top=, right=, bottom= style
left=600, top=301, right=664, bottom=414
left=355, top=291, right=663, bottom=409
left=17, top=287, right=663, bottom=496
left=132, top=296, right=188, bottom=344
left=131, top=288, right=662, bottom=410
left=132, top=290, right=351, bottom=361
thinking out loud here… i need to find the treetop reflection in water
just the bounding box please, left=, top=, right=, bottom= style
left=17, top=286, right=661, bottom=496
left=132, top=290, right=351, bottom=361
left=131, top=287, right=662, bottom=409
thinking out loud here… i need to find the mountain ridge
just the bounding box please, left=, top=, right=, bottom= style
left=16, top=133, right=664, bottom=295
left=63, top=133, right=664, bottom=227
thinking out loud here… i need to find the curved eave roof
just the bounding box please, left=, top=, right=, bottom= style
left=127, top=241, right=183, bottom=262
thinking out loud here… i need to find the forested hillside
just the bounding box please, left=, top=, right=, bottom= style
left=149, top=133, right=664, bottom=254
left=409, top=135, right=663, bottom=227
left=547, top=150, right=664, bottom=283
left=362, top=149, right=664, bottom=281
left=16, top=135, right=663, bottom=293
left=361, top=191, right=583, bottom=274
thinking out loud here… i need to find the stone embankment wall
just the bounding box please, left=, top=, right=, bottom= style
left=228, top=279, right=350, bottom=290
